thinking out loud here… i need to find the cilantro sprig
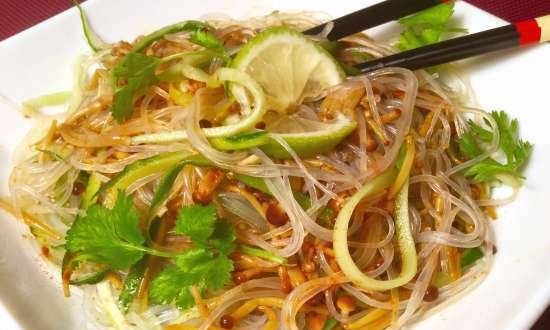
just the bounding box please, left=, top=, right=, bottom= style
left=66, top=194, right=236, bottom=310
left=110, top=22, right=227, bottom=122
left=111, top=53, right=161, bottom=122
left=397, top=2, right=467, bottom=51
left=149, top=204, right=236, bottom=309
left=65, top=192, right=175, bottom=269
left=458, top=111, right=533, bottom=186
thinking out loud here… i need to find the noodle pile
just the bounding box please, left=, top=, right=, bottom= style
left=4, top=10, right=527, bottom=330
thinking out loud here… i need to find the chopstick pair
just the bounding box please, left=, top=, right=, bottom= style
left=357, top=15, right=550, bottom=72
left=304, top=0, right=550, bottom=73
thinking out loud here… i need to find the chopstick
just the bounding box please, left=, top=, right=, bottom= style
left=356, top=15, right=550, bottom=73
left=304, top=0, right=448, bottom=41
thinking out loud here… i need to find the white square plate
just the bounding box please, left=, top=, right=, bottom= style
left=1, top=1, right=549, bottom=329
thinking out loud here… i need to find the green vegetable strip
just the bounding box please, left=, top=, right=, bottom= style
left=322, top=318, right=339, bottom=330
left=62, top=173, right=107, bottom=291
left=460, top=247, right=484, bottom=269
left=131, top=21, right=210, bottom=53
left=292, top=191, right=312, bottom=210
left=61, top=252, right=106, bottom=292
left=234, top=174, right=271, bottom=195
left=81, top=172, right=102, bottom=209
left=24, top=91, right=71, bottom=109
left=131, top=68, right=266, bottom=144
left=145, top=155, right=216, bottom=244
left=240, top=245, right=287, bottom=264
left=161, top=49, right=220, bottom=65
left=61, top=253, right=77, bottom=293
left=147, top=162, right=186, bottom=221
left=118, top=258, right=147, bottom=313
left=73, top=1, right=110, bottom=52
left=69, top=269, right=107, bottom=285
left=121, top=176, right=179, bottom=315
left=99, top=152, right=209, bottom=207
left=334, top=169, right=418, bottom=291
left=209, top=131, right=269, bottom=151
left=157, top=50, right=220, bottom=83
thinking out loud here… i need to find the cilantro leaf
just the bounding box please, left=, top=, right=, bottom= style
left=112, top=53, right=161, bottom=122
left=209, top=220, right=236, bottom=255
left=110, top=191, right=146, bottom=245
left=65, top=192, right=145, bottom=269
left=201, top=256, right=233, bottom=290
left=174, top=205, right=235, bottom=254
left=398, top=29, right=422, bottom=51
left=112, top=52, right=159, bottom=79
left=493, top=111, right=532, bottom=165
left=175, top=248, right=214, bottom=271
left=399, top=3, right=454, bottom=27
left=150, top=203, right=236, bottom=309
left=149, top=265, right=198, bottom=309
left=464, top=158, right=523, bottom=183
left=174, top=204, right=217, bottom=243
left=150, top=249, right=234, bottom=308
left=457, top=111, right=532, bottom=185
left=397, top=3, right=466, bottom=51
left=469, top=120, right=493, bottom=143
left=458, top=129, right=483, bottom=159
left=175, top=250, right=233, bottom=290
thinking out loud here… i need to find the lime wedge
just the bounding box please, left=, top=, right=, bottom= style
left=261, top=113, right=356, bottom=159
left=232, top=27, right=344, bottom=113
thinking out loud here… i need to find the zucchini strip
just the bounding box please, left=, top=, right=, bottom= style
left=99, top=153, right=210, bottom=207
left=387, top=135, right=415, bottom=199
left=334, top=169, right=417, bottom=291
left=74, top=1, right=110, bottom=52
left=131, top=68, right=266, bottom=144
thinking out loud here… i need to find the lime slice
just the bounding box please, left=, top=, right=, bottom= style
left=261, top=113, right=356, bottom=159
left=232, top=27, right=344, bottom=113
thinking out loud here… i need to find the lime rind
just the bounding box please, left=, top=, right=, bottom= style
left=261, top=116, right=357, bottom=159
left=209, top=131, right=269, bottom=150
left=209, top=115, right=357, bottom=159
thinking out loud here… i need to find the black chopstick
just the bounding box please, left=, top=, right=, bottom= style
left=304, top=0, right=448, bottom=41
left=356, top=15, right=550, bottom=73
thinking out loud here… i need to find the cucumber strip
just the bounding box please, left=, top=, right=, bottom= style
left=74, top=1, right=110, bottom=52
left=333, top=168, right=418, bottom=291
left=99, top=153, right=209, bottom=207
